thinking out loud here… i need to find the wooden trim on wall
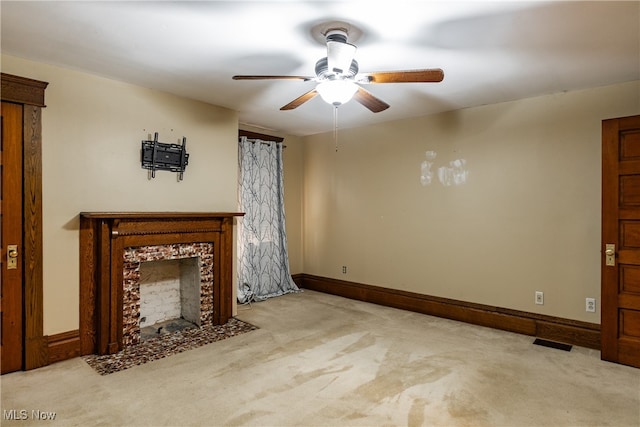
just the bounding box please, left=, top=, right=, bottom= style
left=23, top=103, right=48, bottom=369
left=47, top=331, right=81, bottom=364
left=294, top=274, right=601, bottom=350
left=291, top=273, right=305, bottom=285
left=1, top=73, right=48, bottom=107
left=41, top=273, right=599, bottom=365
left=1, top=73, right=49, bottom=370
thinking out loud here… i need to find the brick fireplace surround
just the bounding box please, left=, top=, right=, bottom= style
left=122, top=243, right=213, bottom=347
left=79, top=212, right=242, bottom=356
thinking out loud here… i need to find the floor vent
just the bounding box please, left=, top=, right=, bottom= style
left=533, top=338, right=572, bottom=352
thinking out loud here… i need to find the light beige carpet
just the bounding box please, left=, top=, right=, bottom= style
left=1, top=290, right=639, bottom=426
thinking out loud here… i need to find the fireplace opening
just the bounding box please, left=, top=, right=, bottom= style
left=122, top=242, right=214, bottom=348
left=139, top=257, right=201, bottom=341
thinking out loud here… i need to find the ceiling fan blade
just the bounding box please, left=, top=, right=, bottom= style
left=359, top=69, right=444, bottom=84
left=280, top=89, right=319, bottom=110
left=353, top=86, right=390, bottom=113
left=233, top=75, right=313, bottom=81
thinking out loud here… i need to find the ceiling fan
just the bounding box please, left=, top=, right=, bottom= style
left=232, top=27, right=444, bottom=113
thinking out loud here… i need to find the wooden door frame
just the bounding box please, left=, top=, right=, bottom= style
left=1, top=73, right=48, bottom=370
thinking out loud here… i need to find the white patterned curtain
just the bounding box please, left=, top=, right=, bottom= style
left=237, top=136, right=300, bottom=303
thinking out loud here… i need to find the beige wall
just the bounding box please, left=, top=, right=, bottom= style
left=280, top=135, right=304, bottom=274
left=2, top=55, right=240, bottom=335
left=302, top=81, right=639, bottom=323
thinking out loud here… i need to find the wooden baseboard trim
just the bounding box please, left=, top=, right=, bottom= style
left=294, top=274, right=601, bottom=350
left=42, top=275, right=600, bottom=365
left=47, top=330, right=81, bottom=364
left=292, top=274, right=305, bottom=288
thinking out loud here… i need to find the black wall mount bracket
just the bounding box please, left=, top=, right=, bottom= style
left=141, top=132, right=189, bottom=181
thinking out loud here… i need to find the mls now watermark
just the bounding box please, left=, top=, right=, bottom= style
left=3, top=409, right=57, bottom=421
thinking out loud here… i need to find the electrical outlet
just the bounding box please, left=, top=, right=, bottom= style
left=535, top=291, right=544, bottom=305
left=586, top=298, right=596, bottom=312
left=342, top=266, right=347, bottom=274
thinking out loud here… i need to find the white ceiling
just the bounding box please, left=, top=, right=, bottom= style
left=1, top=1, right=638, bottom=136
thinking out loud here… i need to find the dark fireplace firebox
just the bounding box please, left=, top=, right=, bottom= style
left=79, top=212, right=243, bottom=355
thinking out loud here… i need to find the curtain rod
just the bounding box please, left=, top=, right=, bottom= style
left=238, top=130, right=284, bottom=143
left=246, top=139, right=286, bottom=148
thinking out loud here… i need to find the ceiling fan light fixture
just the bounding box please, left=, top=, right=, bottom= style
left=233, top=22, right=443, bottom=114
left=316, top=80, right=358, bottom=106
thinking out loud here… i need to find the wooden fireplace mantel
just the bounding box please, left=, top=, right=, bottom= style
left=79, top=212, right=243, bottom=355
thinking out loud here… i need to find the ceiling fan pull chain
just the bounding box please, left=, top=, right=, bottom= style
left=333, top=105, right=339, bottom=152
